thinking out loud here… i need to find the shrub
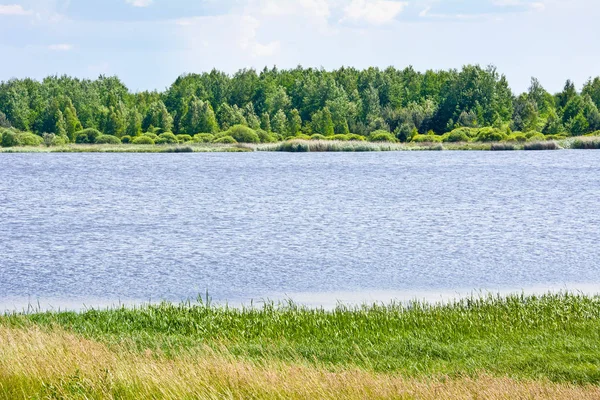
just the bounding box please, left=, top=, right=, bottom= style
left=212, top=135, right=237, bottom=144
left=450, top=127, right=480, bottom=139
left=475, top=127, right=506, bottom=142
left=506, top=133, right=527, bottom=142
left=311, top=134, right=326, bottom=141
left=143, top=132, right=159, bottom=140
left=74, top=128, right=102, bottom=144
left=524, top=141, right=559, bottom=150
left=527, top=132, right=546, bottom=142
left=369, top=130, right=397, bottom=142
left=176, top=134, right=193, bottom=143
left=95, top=135, right=121, bottom=145
left=16, top=132, right=44, bottom=146
left=132, top=136, right=155, bottom=145
left=346, top=134, right=366, bottom=141
left=1, top=130, right=20, bottom=147
left=226, top=125, right=260, bottom=143
left=121, top=135, right=132, bottom=144
left=256, top=129, right=278, bottom=143
left=442, top=130, right=470, bottom=142
left=411, top=134, right=442, bottom=143
left=157, top=132, right=178, bottom=144
left=545, top=134, right=568, bottom=141
left=194, top=133, right=215, bottom=143
left=291, top=133, right=311, bottom=140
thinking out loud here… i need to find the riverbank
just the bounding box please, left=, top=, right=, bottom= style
left=2, top=293, right=599, bottom=398
left=1, top=136, right=600, bottom=153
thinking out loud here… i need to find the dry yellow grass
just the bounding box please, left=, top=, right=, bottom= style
left=1, top=326, right=599, bottom=400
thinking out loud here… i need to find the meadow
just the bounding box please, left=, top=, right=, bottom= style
left=2, top=293, right=600, bottom=399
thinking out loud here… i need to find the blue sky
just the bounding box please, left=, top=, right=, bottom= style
left=0, top=0, right=597, bottom=93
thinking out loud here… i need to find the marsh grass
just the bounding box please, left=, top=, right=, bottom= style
left=3, top=293, right=600, bottom=386
left=491, top=143, right=517, bottom=151
left=523, top=141, right=559, bottom=150
left=570, top=137, right=600, bottom=149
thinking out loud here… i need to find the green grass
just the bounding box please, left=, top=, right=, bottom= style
left=3, top=293, right=600, bottom=384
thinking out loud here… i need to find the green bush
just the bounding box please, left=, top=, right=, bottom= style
left=16, top=132, right=43, bottom=146
left=545, top=134, right=568, bottom=141
left=157, top=132, right=178, bottom=144
left=95, top=135, right=122, bottom=145
left=212, top=135, right=237, bottom=144
left=121, top=135, right=132, bottom=144
left=256, top=129, right=278, bottom=143
left=346, top=134, right=366, bottom=141
left=311, top=134, right=326, bottom=140
left=132, top=136, right=155, bottom=145
left=291, top=133, right=311, bottom=140
left=194, top=133, right=215, bottom=143
left=75, top=128, right=102, bottom=144
left=369, top=130, right=397, bottom=142
left=226, top=125, right=260, bottom=143
left=329, top=134, right=349, bottom=141
left=475, top=127, right=506, bottom=142
left=449, top=127, right=479, bottom=139
left=411, top=134, right=442, bottom=143
left=176, top=134, right=193, bottom=143
left=527, top=132, right=546, bottom=142
left=505, top=133, right=527, bottom=142
left=442, top=130, right=470, bottom=142
left=143, top=132, right=159, bottom=140
left=1, top=130, right=20, bottom=147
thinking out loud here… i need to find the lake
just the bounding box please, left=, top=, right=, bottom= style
left=1, top=151, right=600, bottom=311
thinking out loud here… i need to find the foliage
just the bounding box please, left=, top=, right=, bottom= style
left=156, top=132, right=178, bottom=144
left=176, top=134, right=193, bottom=143
left=474, top=127, right=506, bottom=142
left=95, top=135, right=122, bottom=145
left=75, top=128, right=101, bottom=144
left=131, top=136, right=155, bottom=145
left=194, top=133, right=215, bottom=143
left=226, top=125, right=260, bottom=143
left=442, top=130, right=470, bottom=142
left=368, top=130, right=397, bottom=142
left=121, top=135, right=132, bottom=144
left=256, top=129, right=278, bottom=143
left=212, top=135, right=237, bottom=144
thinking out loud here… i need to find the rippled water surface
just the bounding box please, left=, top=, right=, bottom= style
left=1, top=151, right=600, bottom=310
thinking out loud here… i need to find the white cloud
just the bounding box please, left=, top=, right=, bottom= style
left=126, top=0, right=153, bottom=7
left=341, top=0, right=408, bottom=25
left=0, top=4, right=32, bottom=16
left=260, top=0, right=330, bottom=18
left=48, top=44, right=73, bottom=51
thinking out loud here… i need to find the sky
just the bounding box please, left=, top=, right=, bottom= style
left=0, top=0, right=598, bottom=94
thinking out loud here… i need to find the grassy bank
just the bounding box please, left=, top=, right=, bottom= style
left=2, top=293, right=600, bottom=398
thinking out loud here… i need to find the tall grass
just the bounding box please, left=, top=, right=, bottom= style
left=3, top=293, right=600, bottom=385
left=570, top=137, right=600, bottom=149
left=523, top=141, right=559, bottom=150
left=2, top=326, right=598, bottom=400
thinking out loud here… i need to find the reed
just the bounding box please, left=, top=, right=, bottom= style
left=523, top=141, right=559, bottom=150
left=570, top=137, right=600, bottom=149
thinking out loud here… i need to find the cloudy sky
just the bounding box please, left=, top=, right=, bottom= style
left=0, top=0, right=597, bottom=93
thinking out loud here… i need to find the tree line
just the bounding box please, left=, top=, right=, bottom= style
left=1, top=65, right=600, bottom=143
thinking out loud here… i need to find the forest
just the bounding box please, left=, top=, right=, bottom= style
left=1, top=65, right=600, bottom=146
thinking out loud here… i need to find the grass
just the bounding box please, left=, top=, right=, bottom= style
left=570, top=137, right=600, bottom=149
left=523, top=141, right=560, bottom=151
left=2, top=293, right=600, bottom=388
left=3, top=326, right=600, bottom=399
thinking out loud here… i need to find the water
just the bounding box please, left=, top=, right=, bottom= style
left=1, top=151, right=600, bottom=311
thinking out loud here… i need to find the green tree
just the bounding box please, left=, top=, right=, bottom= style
left=311, top=107, right=335, bottom=136
left=272, top=109, right=288, bottom=136
left=260, top=112, right=271, bottom=132
left=126, top=108, right=142, bottom=137
left=288, top=109, right=302, bottom=136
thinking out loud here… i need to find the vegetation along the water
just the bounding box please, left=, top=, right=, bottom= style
left=2, top=66, right=600, bottom=151
left=1, top=293, right=600, bottom=399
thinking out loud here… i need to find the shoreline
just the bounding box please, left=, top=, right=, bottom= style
left=1, top=137, right=599, bottom=153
